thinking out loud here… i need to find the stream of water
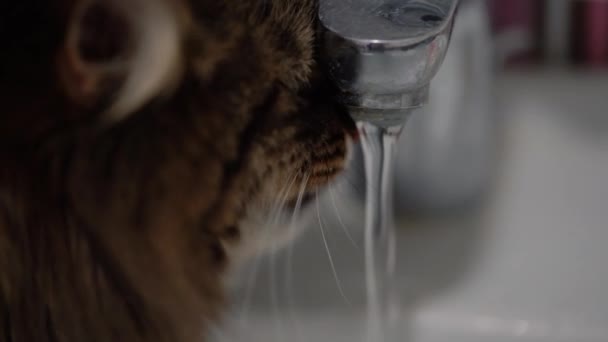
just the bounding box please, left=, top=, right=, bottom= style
left=359, top=122, right=404, bottom=342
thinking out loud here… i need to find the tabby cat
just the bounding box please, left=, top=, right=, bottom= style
left=0, top=0, right=357, bottom=341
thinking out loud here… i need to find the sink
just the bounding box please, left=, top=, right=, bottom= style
left=214, top=69, right=608, bottom=342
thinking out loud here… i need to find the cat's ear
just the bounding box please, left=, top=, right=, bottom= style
left=57, top=0, right=185, bottom=123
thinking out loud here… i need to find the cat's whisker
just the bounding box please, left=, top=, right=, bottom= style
left=268, top=235, right=284, bottom=342
left=237, top=249, right=264, bottom=326
left=328, top=184, right=359, bottom=249
left=284, top=173, right=310, bottom=342
left=267, top=172, right=300, bottom=342
left=267, top=172, right=299, bottom=228
left=315, top=190, right=351, bottom=306
left=238, top=172, right=298, bottom=328
left=343, top=167, right=367, bottom=195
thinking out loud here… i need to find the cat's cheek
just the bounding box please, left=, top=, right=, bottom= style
left=221, top=206, right=315, bottom=269
left=221, top=206, right=318, bottom=290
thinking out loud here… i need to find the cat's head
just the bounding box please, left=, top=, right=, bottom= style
left=1, top=0, right=356, bottom=271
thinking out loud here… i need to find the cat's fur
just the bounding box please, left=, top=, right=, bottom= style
left=0, top=1, right=356, bottom=341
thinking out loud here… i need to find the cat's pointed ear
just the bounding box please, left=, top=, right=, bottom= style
left=58, top=0, right=185, bottom=123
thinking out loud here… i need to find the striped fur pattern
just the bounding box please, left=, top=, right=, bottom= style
left=0, top=0, right=356, bottom=341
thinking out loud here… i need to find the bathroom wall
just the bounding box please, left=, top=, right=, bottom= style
left=490, top=0, right=608, bottom=67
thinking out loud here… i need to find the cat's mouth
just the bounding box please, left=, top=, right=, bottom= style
left=288, top=161, right=347, bottom=209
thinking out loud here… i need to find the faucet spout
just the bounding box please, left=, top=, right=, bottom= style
left=319, top=0, right=460, bottom=127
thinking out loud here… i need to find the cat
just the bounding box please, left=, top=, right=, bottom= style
left=0, top=0, right=357, bottom=341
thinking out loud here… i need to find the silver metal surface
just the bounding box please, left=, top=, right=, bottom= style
left=395, top=0, right=497, bottom=212
left=319, top=0, right=460, bottom=127
left=330, top=0, right=497, bottom=213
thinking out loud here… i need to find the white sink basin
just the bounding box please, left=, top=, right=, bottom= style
left=214, top=71, right=608, bottom=342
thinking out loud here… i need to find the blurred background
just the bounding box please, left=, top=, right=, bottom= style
left=215, top=1, right=608, bottom=341
left=490, top=0, right=608, bottom=66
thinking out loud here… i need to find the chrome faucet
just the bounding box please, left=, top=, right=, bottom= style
left=319, top=3, right=461, bottom=339
left=319, top=0, right=460, bottom=128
